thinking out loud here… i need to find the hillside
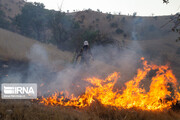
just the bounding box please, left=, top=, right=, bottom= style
left=73, top=10, right=175, bottom=40
left=72, top=10, right=180, bottom=78
left=0, top=0, right=25, bottom=19
left=0, top=28, right=73, bottom=70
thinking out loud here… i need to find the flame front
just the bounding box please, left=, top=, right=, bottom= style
left=39, top=58, right=180, bottom=111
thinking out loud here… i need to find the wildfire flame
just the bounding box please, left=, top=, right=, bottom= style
left=39, top=57, right=180, bottom=111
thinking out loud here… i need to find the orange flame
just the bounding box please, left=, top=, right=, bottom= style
left=39, top=58, right=180, bottom=111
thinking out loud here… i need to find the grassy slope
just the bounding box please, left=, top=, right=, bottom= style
left=0, top=28, right=73, bottom=70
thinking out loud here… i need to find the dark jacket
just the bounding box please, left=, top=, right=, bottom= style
left=76, top=45, right=92, bottom=64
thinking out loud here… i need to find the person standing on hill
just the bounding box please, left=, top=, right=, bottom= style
left=76, top=41, right=93, bottom=66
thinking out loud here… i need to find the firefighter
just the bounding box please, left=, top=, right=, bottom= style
left=76, top=41, right=93, bottom=66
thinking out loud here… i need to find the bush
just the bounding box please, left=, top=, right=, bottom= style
left=48, top=11, right=78, bottom=50
left=116, top=28, right=124, bottom=34
left=72, top=22, right=80, bottom=29
left=133, top=12, right=137, bottom=17
left=110, top=22, right=118, bottom=28
left=106, top=14, right=114, bottom=21
left=123, top=33, right=127, bottom=38
left=154, top=16, right=158, bottom=20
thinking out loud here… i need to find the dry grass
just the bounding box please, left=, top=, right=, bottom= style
left=0, top=99, right=180, bottom=120
left=0, top=28, right=73, bottom=70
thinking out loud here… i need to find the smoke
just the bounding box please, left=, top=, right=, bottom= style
left=27, top=44, right=49, bottom=66
left=0, top=32, right=144, bottom=98
left=44, top=46, right=141, bottom=96
left=1, top=17, right=173, bottom=97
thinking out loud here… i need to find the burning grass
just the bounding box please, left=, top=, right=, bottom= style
left=38, top=57, right=180, bottom=111
left=1, top=57, right=180, bottom=120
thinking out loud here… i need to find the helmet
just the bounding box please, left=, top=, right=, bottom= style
left=84, top=41, right=89, bottom=46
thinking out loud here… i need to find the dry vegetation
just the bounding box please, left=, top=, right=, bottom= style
left=0, top=99, right=180, bottom=120
left=0, top=28, right=73, bottom=70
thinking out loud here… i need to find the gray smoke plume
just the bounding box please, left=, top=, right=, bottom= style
left=1, top=16, right=176, bottom=97
left=0, top=35, right=145, bottom=97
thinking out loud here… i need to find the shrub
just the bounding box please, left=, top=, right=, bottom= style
left=116, top=28, right=124, bottom=34
left=106, top=14, right=114, bottom=21
left=154, top=16, right=158, bottom=20
left=123, top=33, right=127, bottom=38
left=133, top=12, right=137, bottom=17
left=110, top=22, right=118, bottom=28
left=121, top=17, right=126, bottom=23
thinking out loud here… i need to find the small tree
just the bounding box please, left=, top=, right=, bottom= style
left=110, top=22, right=118, bottom=28
left=133, top=12, right=137, bottom=17
left=121, top=17, right=126, bottom=23
left=106, top=14, right=113, bottom=21
left=48, top=11, right=72, bottom=49
left=116, top=28, right=124, bottom=34
left=163, top=0, right=169, bottom=4
left=123, top=33, right=127, bottom=38
left=14, top=2, right=48, bottom=41
left=154, top=16, right=158, bottom=20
